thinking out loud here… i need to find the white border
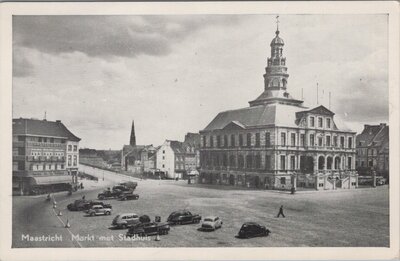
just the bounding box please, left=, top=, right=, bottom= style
left=0, top=1, right=399, bottom=260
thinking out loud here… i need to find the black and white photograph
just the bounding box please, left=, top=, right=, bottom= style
left=0, top=1, right=399, bottom=260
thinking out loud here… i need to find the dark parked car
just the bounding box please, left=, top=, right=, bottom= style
left=118, top=193, right=139, bottom=201
left=237, top=222, right=271, bottom=238
left=167, top=210, right=201, bottom=225
left=112, top=185, right=133, bottom=192
left=98, top=190, right=123, bottom=200
left=126, top=222, right=170, bottom=237
left=67, top=199, right=90, bottom=211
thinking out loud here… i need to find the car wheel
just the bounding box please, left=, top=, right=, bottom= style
left=106, top=211, right=111, bottom=215
left=122, top=224, right=127, bottom=229
left=90, top=212, right=95, bottom=216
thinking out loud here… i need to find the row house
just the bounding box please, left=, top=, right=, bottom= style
left=356, top=123, right=389, bottom=179
left=12, top=118, right=80, bottom=195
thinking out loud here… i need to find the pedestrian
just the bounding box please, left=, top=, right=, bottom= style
left=80, top=182, right=83, bottom=189
left=277, top=205, right=285, bottom=218
left=82, top=195, right=86, bottom=200
left=291, top=186, right=296, bottom=195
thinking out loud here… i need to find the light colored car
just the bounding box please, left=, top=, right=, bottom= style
left=201, top=216, right=223, bottom=231
left=112, top=213, right=140, bottom=228
left=86, top=205, right=112, bottom=216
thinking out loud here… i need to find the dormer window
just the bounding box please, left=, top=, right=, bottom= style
left=327, top=118, right=331, bottom=129
left=318, top=117, right=323, bottom=128
left=309, top=117, right=315, bottom=127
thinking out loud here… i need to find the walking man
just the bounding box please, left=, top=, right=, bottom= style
left=277, top=205, right=285, bottom=218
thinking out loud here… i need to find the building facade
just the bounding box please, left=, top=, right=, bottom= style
left=183, top=133, right=201, bottom=172
left=356, top=123, right=389, bottom=179
left=156, top=140, right=185, bottom=179
left=199, top=26, right=358, bottom=190
left=121, top=120, right=156, bottom=174
left=12, top=118, right=80, bottom=195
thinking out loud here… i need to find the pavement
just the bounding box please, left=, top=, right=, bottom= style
left=12, top=169, right=390, bottom=248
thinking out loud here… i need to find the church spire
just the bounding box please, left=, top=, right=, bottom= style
left=129, top=120, right=136, bottom=146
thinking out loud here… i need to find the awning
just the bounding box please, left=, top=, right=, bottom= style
left=30, top=175, right=72, bottom=185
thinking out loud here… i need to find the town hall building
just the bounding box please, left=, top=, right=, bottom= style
left=199, top=23, right=358, bottom=190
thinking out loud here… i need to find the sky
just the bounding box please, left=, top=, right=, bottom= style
left=12, top=14, right=389, bottom=150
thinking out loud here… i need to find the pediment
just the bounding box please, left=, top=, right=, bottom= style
left=222, top=121, right=246, bottom=130
left=307, top=105, right=335, bottom=116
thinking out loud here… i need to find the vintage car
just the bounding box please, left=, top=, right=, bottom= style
left=237, top=222, right=271, bottom=238
left=67, top=200, right=112, bottom=211
left=97, top=189, right=124, bottom=200
left=67, top=199, right=90, bottom=211
left=86, top=205, right=112, bottom=216
left=111, top=213, right=140, bottom=229
left=200, top=216, right=223, bottom=231
left=126, top=222, right=170, bottom=237
left=118, top=193, right=139, bottom=201
left=167, top=210, right=201, bottom=225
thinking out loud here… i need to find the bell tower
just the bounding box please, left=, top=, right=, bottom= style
left=249, top=16, right=303, bottom=107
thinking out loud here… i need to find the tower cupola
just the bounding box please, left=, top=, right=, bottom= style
left=249, top=16, right=304, bottom=107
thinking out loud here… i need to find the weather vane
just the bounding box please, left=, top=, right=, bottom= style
left=276, top=15, right=280, bottom=30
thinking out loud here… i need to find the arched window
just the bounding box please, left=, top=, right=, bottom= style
left=327, top=156, right=333, bottom=170
left=334, top=156, right=341, bottom=170
left=318, top=156, right=325, bottom=170
left=272, top=78, right=280, bottom=87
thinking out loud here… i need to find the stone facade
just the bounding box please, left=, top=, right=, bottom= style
left=199, top=26, right=358, bottom=191
left=12, top=118, right=80, bottom=195
left=356, top=123, right=389, bottom=179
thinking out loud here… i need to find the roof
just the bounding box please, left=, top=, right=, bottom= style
left=184, top=133, right=201, bottom=147
left=122, top=144, right=155, bottom=157
left=243, top=222, right=260, bottom=226
left=356, top=124, right=388, bottom=147
left=202, top=103, right=305, bottom=131
left=13, top=118, right=80, bottom=141
left=169, top=140, right=185, bottom=154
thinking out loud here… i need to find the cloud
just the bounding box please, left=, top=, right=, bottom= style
left=13, top=48, right=35, bottom=77
left=13, top=15, right=243, bottom=58
left=12, top=14, right=389, bottom=149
